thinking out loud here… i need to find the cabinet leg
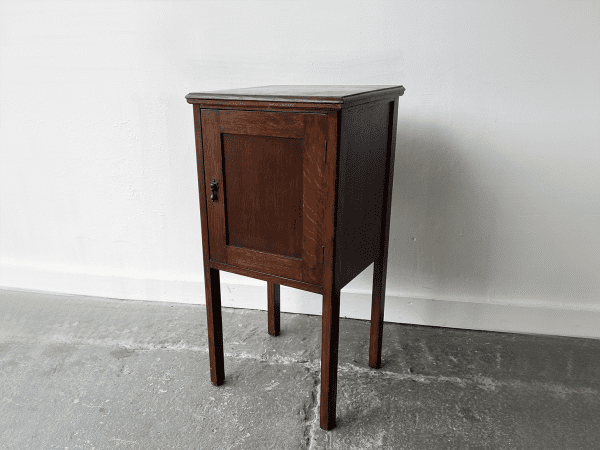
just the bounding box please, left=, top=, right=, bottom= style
left=369, top=259, right=387, bottom=369
left=369, top=99, right=398, bottom=369
left=320, top=287, right=341, bottom=430
left=268, top=282, right=280, bottom=336
left=205, top=267, right=225, bottom=385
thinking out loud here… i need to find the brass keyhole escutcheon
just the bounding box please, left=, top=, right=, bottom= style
left=210, top=179, right=219, bottom=202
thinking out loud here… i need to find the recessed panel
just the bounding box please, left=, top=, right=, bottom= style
left=222, top=133, right=303, bottom=258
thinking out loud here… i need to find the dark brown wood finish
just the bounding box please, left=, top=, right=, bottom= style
left=188, top=85, right=403, bottom=430
left=369, top=99, right=400, bottom=369
left=226, top=246, right=303, bottom=280
left=223, top=133, right=303, bottom=258
left=193, top=104, right=225, bottom=385
left=335, top=100, right=392, bottom=290
left=301, top=114, right=329, bottom=285
left=219, top=109, right=305, bottom=137
left=204, top=267, right=224, bottom=385
left=187, top=99, right=338, bottom=113
left=201, top=108, right=328, bottom=285
left=320, top=285, right=341, bottom=430
left=267, top=282, right=280, bottom=336
left=186, top=85, right=405, bottom=110
left=209, top=260, right=323, bottom=294
left=185, top=86, right=405, bottom=114
left=319, top=110, right=341, bottom=430
left=200, top=110, right=227, bottom=263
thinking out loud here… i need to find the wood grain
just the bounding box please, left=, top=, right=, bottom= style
left=200, top=109, right=330, bottom=286
left=186, top=85, right=405, bottom=110
left=193, top=105, right=225, bottom=385
left=186, top=98, right=342, bottom=112
left=189, top=86, right=404, bottom=430
left=201, top=109, right=227, bottom=263
left=193, top=104, right=211, bottom=268
left=335, top=100, right=391, bottom=290
left=319, top=110, right=341, bottom=430
left=226, top=245, right=303, bottom=281
left=219, top=110, right=305, bottom=138
left=209, top=260, right=323, bottom=294
left=301, top=114, right=328, bottom=285
left=205, top=268, right=224, bottom=385
left=369, top=99, right=399, bottom=369
left=268, top=282, right=280, bottom=336
left=320, top=285, right=341, bottom=430
left=222, top=133, right=303, bottom=259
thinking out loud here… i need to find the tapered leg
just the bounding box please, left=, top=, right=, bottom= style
left=205, top=267, right=225, bottom=385
left=320, top=286, right=341, bottom=430
left=369, top=99, right=399, bottom=369
left=369, top=260, right=387, bottom=368
left=268, top=282, right=280, bottom=336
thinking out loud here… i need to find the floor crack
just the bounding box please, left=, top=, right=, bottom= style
left=306, top=381, right=321, bottom=450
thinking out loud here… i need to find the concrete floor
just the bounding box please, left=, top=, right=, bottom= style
left=0, top=289, right=599, bottom=450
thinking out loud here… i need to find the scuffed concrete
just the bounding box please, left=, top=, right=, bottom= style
left=309, top=364, right=600, bottom=449
left=1, top=289, right=599, bottom=449
left=1, top=343, right=316, bottom=449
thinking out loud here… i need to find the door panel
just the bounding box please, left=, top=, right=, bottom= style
left=222, top=133, right=303, bottom=258
left=201, top=109, right=328, bottom=285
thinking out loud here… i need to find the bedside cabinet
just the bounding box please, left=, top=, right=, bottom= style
left=186, top=85, right=404, bottom=430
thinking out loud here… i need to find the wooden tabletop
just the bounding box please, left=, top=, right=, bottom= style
left=186, top=85, right=405, bottom=108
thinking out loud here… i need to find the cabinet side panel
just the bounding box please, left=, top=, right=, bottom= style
left=335, top=101, right=392, bottom=289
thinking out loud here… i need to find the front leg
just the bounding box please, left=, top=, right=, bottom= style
left=205, top=267, right=224, bottom=385
left=268, top=282, right=280, bottom=336
left=320, top=286, right=341, bottom=430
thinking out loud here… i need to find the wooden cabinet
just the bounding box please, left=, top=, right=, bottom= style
left=186, top=85, right=405, bottom=430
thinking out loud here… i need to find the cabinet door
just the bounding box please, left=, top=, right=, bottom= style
left=201, top=109, right=329, bottom=286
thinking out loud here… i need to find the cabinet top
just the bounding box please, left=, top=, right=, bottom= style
left=186, top=85, right=404, bottom=109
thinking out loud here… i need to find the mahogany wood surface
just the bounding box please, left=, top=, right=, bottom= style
left=200, top=110, right=227, bottom=263
left=205, top=268, right=224, bottom=385
left=201, top=109, right=329, bottom=285
left=301, top=114, right=329, bottom=285
left=320, top=286, right=341, bottom=430
left=186, top=85, right=405, bottom=109
left=369, top=99, right=400, bottom=369
left=222, top=133, right=303, bottom=258
left=267, top=282, right=280, bottom=336
left=335, top=100, right=392, bottom=290
left=188, top=85, right=403, bottom=430
left=193, top=105, right=225, bottom=386
left=186, top=86, right=405, bottom=113
left=225, top=245, right=303, bottom=281
left=209, top=260, right=323, bottom=294
left=320, top=110, right=341, bottom=430
left=219, top=109, right=305, bottom=138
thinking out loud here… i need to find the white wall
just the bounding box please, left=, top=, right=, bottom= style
left=1, top=1, right=599, bottom=338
